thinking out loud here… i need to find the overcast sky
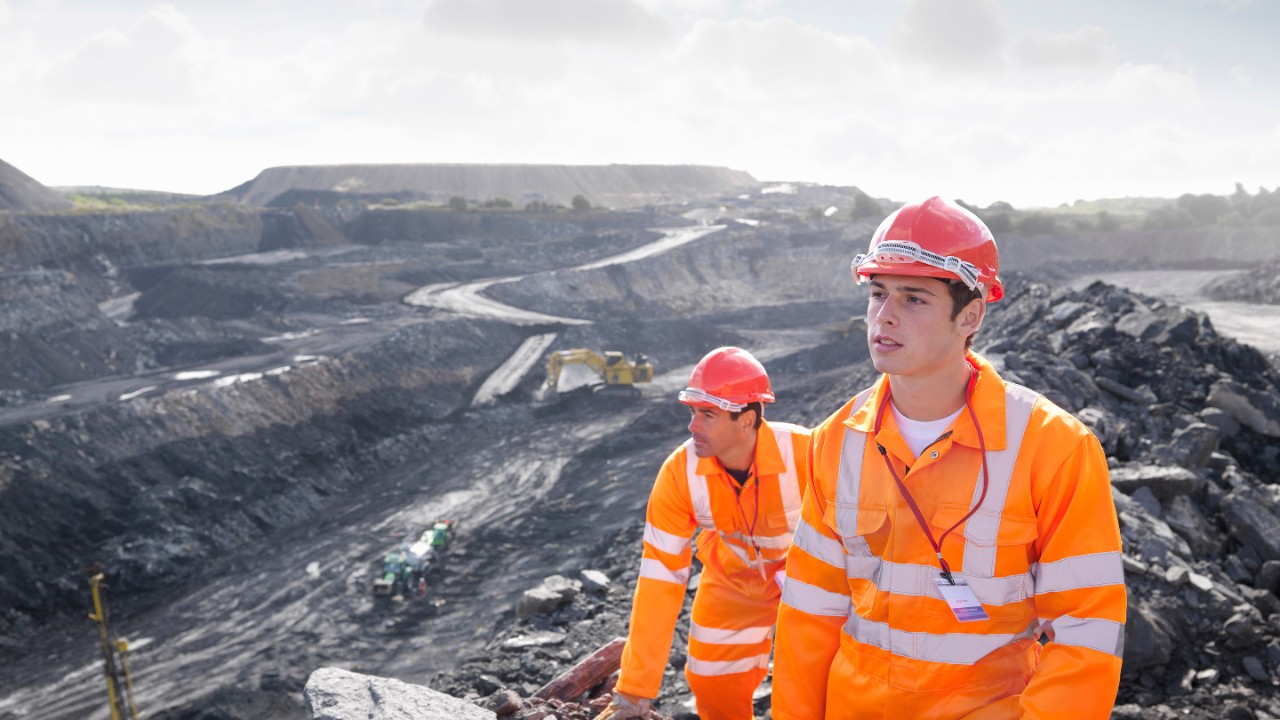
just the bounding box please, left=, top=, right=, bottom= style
left=2, top=0, right=1276, bottom=207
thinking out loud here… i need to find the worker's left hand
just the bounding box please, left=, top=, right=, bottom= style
left=594, top=690, right=651, bottom=719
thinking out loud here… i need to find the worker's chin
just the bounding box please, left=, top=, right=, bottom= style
left=690, top=441, right=713, bottom=457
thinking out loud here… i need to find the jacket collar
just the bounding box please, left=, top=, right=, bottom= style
left=844, top=351, right=1010, bottom=452
left=695, top=418, right=784, bottom=477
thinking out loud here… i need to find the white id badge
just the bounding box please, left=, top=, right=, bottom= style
left=933, top=577, right=990, bottom=622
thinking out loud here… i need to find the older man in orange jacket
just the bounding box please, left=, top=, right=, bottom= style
left=598, top=346, right=812, bottom=720
left=772, top=197, right=1126, bottom=719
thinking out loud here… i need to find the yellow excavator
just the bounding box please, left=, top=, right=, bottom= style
left=545, top=349, right=654, bottom=398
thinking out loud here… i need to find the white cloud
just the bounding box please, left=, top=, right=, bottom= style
left=46, top=4, right=204, bottom=104
left=890, top=0, right=1008, bottom=71
left=1101, top=62, right=1199, bottom=106
left=1015, top=26, right=1113, bottom=70
left=744, top=0, right=784, bottom=15
left=423, top=0, right=671, bottom=45
left=675, top=17, right=881, bottom=99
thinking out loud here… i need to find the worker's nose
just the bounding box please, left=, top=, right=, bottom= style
left=869, top=299, right=896, bottom=326
left=687, top=414, right=699, bottom=433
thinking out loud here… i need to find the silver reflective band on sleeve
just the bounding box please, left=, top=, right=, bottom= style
left=771, top=423, right=804, bottom=531
left=844, top=613, right=1037, bottom=666
left=793, top=519, right=846, bottom=570
left=1039, top=615, right=1125, bottom=657
left=780, top=577, right=851, bottom=617
left=643, top=522, right=692, bottom=556
left=679, top=387, right=746, bottom=412
left=689, top=622, right=774, bottom=645
left=1034, top=551, right=1125, bottom=594
left=852, top=240, right=982, bottom=290
left=685, top=653, right=770, bottom=677
left=639, top=557, right=691, bottom=585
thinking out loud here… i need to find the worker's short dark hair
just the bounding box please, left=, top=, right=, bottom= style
left=948, top=281, right=984, bottom=349
left=730, top=402, right=764, bottom=430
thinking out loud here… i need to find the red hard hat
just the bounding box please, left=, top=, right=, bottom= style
left=851, top=196, right=1003, bottom=302
left=679, top=347, right=775, bottom=411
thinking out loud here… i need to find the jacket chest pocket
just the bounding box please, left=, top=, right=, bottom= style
left=761, top=510, right=793, bottom=535
left=924, top=507, right=1038, bottom=620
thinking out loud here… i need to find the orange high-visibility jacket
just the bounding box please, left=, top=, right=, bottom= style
left=773, top=353, right=1126, bottom=720
left=615, top=419, right=813, bottom=699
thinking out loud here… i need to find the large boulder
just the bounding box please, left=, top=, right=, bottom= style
left=1220, top=487, right=1280, bottom=561
left=516, top=574, right=582, bottom=620
left=1207, top=380, right=1280, bottom=438
left=304, top=667, right=495, bottom=720
left=1110, top=464, right=1200, bottom=500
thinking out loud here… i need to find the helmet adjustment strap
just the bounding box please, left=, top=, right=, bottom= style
left=678, top=387, right=747, bottom=412
left=852, top=240, right=983, bottom=292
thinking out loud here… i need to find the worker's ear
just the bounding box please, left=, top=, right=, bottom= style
left=957, top=298, right=985, bottom=339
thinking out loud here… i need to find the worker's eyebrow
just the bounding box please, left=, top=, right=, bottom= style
left=870, top=279, right=940, bottom=295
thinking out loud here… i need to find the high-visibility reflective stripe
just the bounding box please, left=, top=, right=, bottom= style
left=684, top=442, right=716, bottom=529
left=719, top=538, right=754, bottom=565
left=689, top=622, right=774, bottom=645
left=793, top=519, right=846, bottom=569
left=962, top=383, right=1038, bottom=577
left=753, top=531, right=793, bottom=550
left=846, top=558, right=1033, bottom=606
left=721, top=528, right=793, bottom=552
left=1034, top=551, right=1125, bottom=594
left=835, top=390, right=875, bottom=548
left=685, top=653, right=770, bottom=677
left=780, top=577, right=851, bottom=617
left=639, top=557, right=690, bottom=585
left=844, top=613, right=1037, bottom=666
left=772, top=423, right=803, bottom=531
left=1039, top=615, right=1125, bottom=658
left=643, top=522, right=692, bottom=556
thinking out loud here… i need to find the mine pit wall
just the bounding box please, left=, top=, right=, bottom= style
left=0, top=205, right=347, bottom=302
left=224, top=163, right=759, bottom=209
left=0, top=270, right=142, bottom=392
left=0, top=317, right=526, bottom=635
left=486, top=223, right=870, bottom=322
left=340, top=206, right=675, bottom=247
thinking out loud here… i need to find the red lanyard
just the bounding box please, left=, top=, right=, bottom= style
left=870, top=367, right=990, bottom=585
left=731, top=465, right=762, bottom=555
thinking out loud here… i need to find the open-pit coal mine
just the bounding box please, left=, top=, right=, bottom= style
left=1, top=161, right=1279, bottom=720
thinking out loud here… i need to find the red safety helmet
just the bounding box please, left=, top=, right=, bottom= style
left=678, top=347, right=775, bottom=411
left=851, top=196, right=1003, bottom=302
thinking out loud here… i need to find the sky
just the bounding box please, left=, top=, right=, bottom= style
left=1, top=0, right=1277, bottom=208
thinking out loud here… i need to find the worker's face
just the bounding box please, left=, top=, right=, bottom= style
left=865, top=274, right=983, bottom=379
left=686, top=405, right=754, bottom=459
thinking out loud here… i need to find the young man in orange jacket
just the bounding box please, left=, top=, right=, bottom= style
left=772, top=197, right=1126, bottom=719
left=598, top=347, right=812, bottom=720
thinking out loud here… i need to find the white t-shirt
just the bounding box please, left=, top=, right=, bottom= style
left=891, top=403, right=963, bottom=459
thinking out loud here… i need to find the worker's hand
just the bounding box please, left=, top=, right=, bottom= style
left=595, top=690, right=652, bottom=719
